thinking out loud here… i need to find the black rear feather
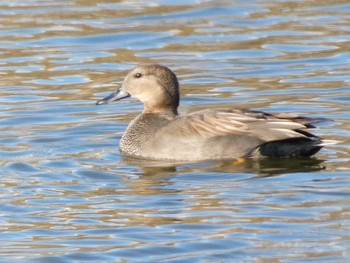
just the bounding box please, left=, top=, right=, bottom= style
left=258, top=137, right=322, bottom=157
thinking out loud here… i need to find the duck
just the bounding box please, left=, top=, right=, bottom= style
left=96, top=63, right=329, bottom=161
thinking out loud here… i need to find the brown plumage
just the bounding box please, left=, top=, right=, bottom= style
left=96, top=64, right=329, bottom=161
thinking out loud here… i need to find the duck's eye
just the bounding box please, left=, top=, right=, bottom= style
left=134, top=73, right=142, bottom=78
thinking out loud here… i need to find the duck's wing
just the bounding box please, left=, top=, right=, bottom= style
left=254, top=111, right=327, bottom=128
left=171, top=109, right=317, bottom=142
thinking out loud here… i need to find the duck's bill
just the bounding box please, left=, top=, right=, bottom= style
left=96, top=88, right=130, bottom=105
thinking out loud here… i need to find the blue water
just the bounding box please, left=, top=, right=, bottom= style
left=0, top=0, right=349, bottom=262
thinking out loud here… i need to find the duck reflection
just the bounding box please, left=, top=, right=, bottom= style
left=120, top=156, right=325, bottom=178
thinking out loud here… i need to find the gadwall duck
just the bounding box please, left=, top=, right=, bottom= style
left=96, top=64, right=329, bottom=161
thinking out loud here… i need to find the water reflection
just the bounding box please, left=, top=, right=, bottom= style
left=121, top=156, right=326, bottom=177
left=0, top=0, right=350, bottom=262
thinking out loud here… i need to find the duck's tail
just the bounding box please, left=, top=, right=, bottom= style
left=319, top=139, right=340, bottom=146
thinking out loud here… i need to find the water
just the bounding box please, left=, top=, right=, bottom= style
left=0, top=0, right=349, bottom=262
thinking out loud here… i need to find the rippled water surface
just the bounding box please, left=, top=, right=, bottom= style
left=1, top=0, right=350, bottom=262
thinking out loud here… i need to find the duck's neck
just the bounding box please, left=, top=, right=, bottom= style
left=143, top=105, right=178, bottom=116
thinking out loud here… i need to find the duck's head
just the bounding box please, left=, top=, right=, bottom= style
left=96, top=64, right=180, bottom=114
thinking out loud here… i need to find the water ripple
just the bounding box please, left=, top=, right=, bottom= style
left=0, top=0, right=349, bottom=262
